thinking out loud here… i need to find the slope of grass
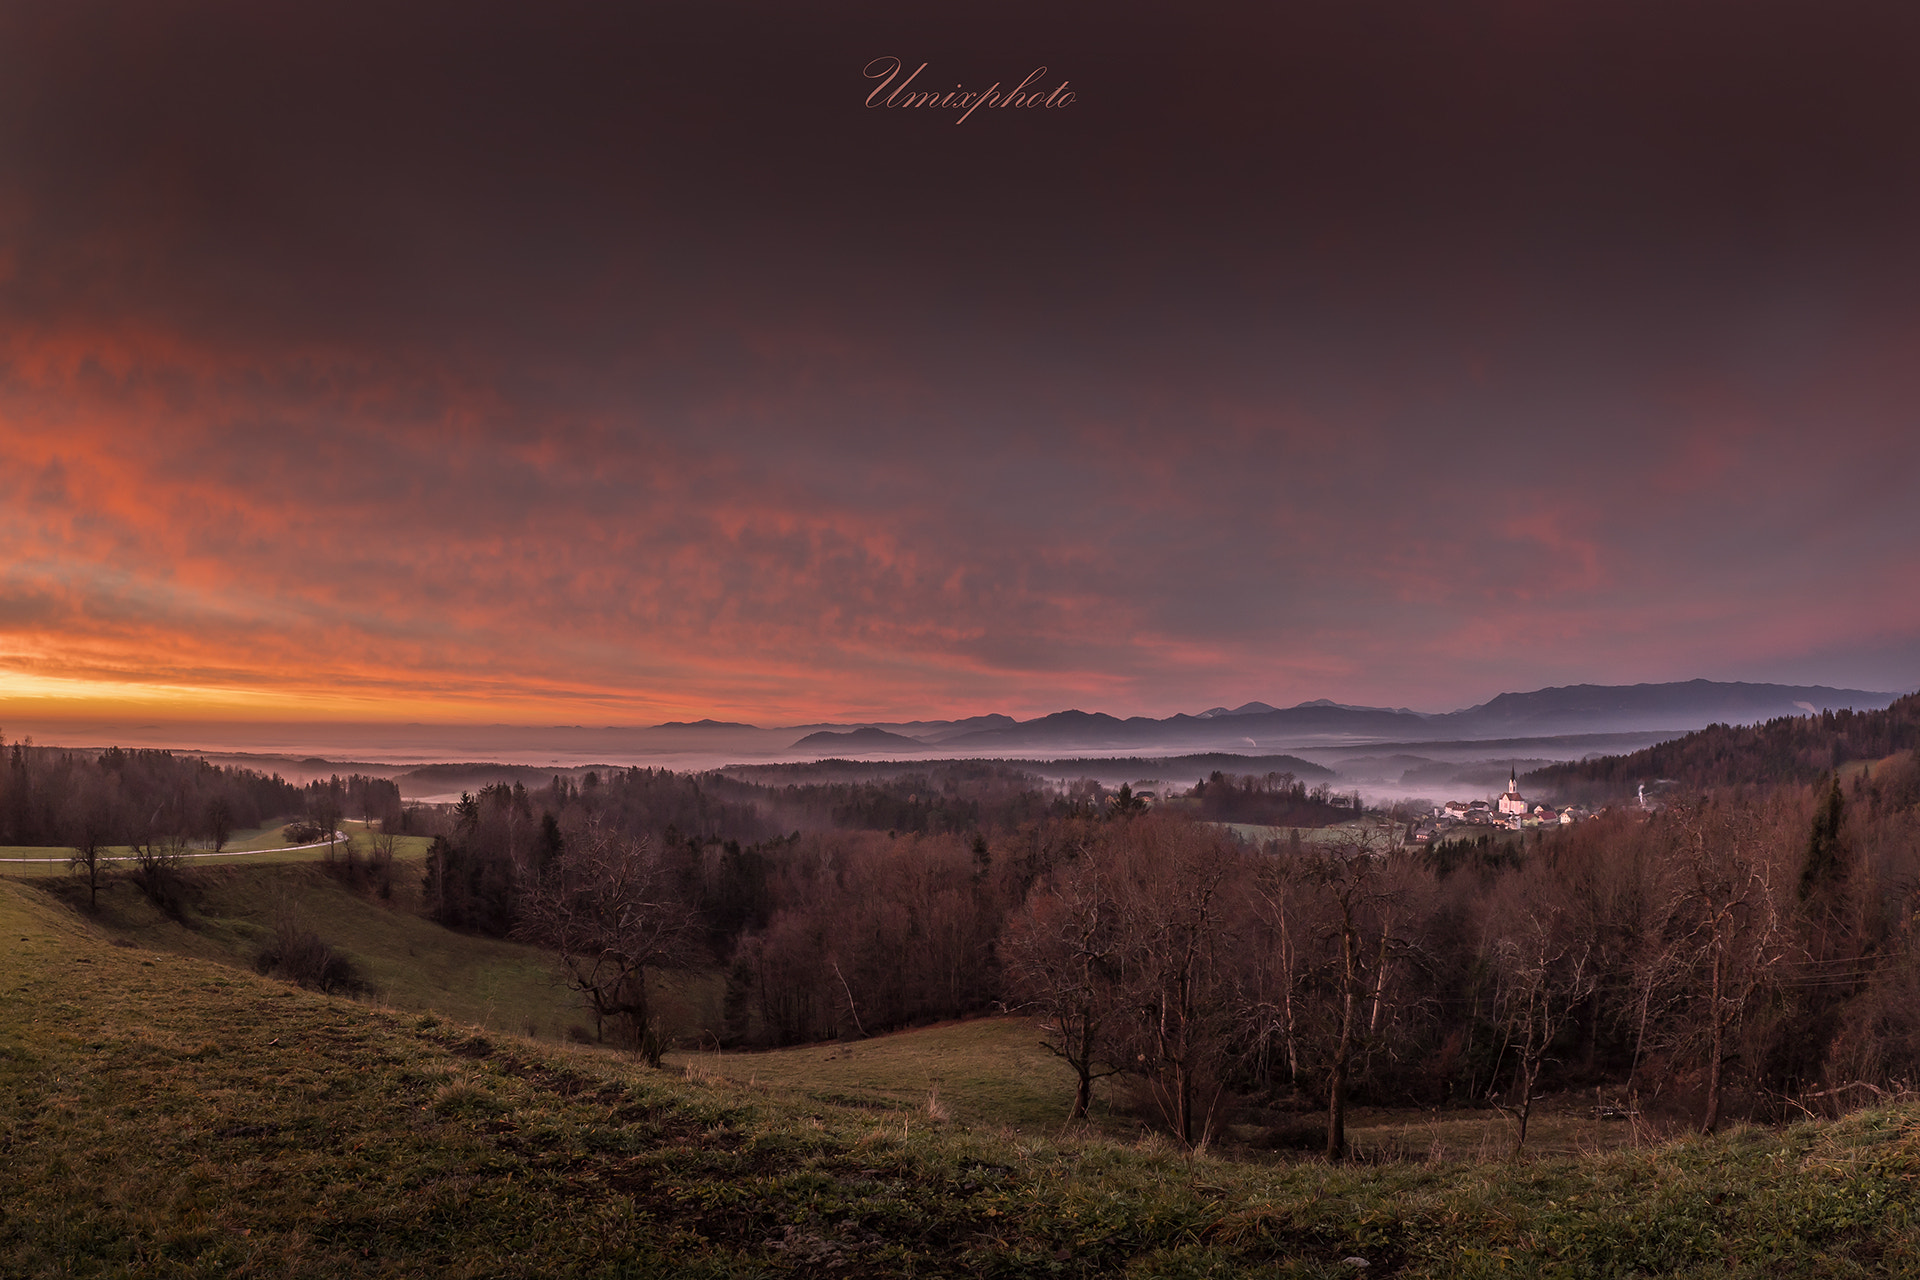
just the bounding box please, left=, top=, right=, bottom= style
left=17, top=853, right=577, bottom=1039
left=6, top=876, right=1920, bottom=1277
left=670, top=1023, right=1653, bottom=1159
left=670, top=1017, right=1101, bottom=1134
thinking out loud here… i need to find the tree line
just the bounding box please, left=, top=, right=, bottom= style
left=1529, top=691, right=1920, bottom=802
left=398, top=741, right=1920, bottom=1152
left=0, top=737, right=304, bottom=853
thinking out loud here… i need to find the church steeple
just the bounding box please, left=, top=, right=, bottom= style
left=1498, top=763, right=1526, bottom=817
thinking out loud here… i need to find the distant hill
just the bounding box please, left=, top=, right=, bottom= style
left=651, top=719, right=760, bottom=730
left=938, top=705, right=1436, bottom=751
left=1024, top=752, right=1336, bottom=781
left=1526, top=691, right=1920, bottom=801
left=789, top=727, right=927, bottom=752
left=717, top=752, right=1334, bottom=788
left=907, top=714, right=1022, bottom=743
left=927, top=682, right=1900, bottom=756
left=391, top=762, right=608, bottom=798
left=1441, top=681, right=1895, bottom=737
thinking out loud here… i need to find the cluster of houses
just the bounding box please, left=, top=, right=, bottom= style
left=1411, top=767, right=1592, bottom=841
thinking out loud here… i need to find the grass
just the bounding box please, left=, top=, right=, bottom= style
left=668, top=1017, right=1105, bottom=1135
left=1220, top=820, right=1398, bottom=847
left=14, top=844, right=581, bottom=1039
left=0, top=822, right=416, bottom=875
left=7, top=879, right=1920, bottom=1276
left=7, top=838, right=724, bottom=1048
left=671, top=1024, right=1658, bottom=1159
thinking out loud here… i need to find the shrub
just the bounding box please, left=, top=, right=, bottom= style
left=254, top=911, right=365, bottom=995
left=129, top=841, right=192, bottom=919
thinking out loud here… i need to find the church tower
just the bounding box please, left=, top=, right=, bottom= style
left=1498, top=764, right=1527, bottom=817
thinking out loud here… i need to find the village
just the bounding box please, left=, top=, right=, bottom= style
left=1410, top=766, right=1596, bottom=842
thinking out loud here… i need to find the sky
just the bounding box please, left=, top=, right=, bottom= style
left=2, top=0, right=1918, bottom=735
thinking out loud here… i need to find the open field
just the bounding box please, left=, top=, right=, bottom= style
left=6, top=876, right=1920, bottom=1276
left=1220, top=818, right=1424, bottom=847
left=0, top=820, right=419, bottom=873
left=670, top=1017, right=1102, bottom=1135
left=10, top=846, right=577, bottom=1038
left=5, top=843, right=724, bottom=1047
left=670, top=1023, right=1663, bottom=1160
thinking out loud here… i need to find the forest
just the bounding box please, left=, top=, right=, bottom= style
left=15, top=700, right=1920, bottom=1159
left=0, top=739, right=308, bottom=850
left=406, top=724, right=1920, bottom=1157
left=1528, top=691, right=1920, bottom=800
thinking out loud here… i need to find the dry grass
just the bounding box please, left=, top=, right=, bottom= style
left=15, top=851, right=581, bottom=1038
left=664, top=1015, right=1102, bottom=1134
left=7, top=876, right=1920, bottom=1277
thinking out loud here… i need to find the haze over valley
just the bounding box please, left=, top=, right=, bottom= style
left=9, top=679, right=1894, bottom=806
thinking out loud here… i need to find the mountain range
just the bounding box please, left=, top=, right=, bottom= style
left=771, top=681, right=1899, bottom=754
left=103, top=680, right=1900, bottom=792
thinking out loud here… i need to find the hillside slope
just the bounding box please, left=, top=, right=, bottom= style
left=5, top=877, right=1920, bottom=1277
left=1528, top=691, right=1920, bottom=800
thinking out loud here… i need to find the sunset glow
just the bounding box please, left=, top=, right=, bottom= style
left=3, top=2, right=1917, bottom=741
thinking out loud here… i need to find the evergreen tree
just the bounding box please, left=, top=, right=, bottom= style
left=1800, top=771, right=1848, bottom=902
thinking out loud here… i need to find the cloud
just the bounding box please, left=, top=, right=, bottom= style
left=2, top=2, right=1918, bottom=726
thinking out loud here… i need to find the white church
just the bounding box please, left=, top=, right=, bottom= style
left=1497, top=766, right=1528, bottom=817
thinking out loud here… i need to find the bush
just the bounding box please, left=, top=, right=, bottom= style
left=282, top=822, right=325, bottom=844
left=255, top=912, right=365, bottom=995
left=129, top=841, right=192, bottom=919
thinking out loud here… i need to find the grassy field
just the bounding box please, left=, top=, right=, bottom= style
left=6, top=877, right=1920, bottom=1276
left=1220, top=819, right=1416, bottom=847
left=0, top=820, right=411, bottom=874
left=10, top=840, right=587, bottom=1039
left=670, top=1024, right=1661, bottom=1159
left=670, top=1017, right=1100, bottom=1135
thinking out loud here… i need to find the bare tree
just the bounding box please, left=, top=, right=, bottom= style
left=1485, top=864, right=1597, bottom=1153
left=1112, top=821, right=1238, bottom=1149
left=515, top=828, right=698, bottom=1065
left=129, top=831, right=191, bottom=917
left=1002, top=843, right=1127, bottom=1120
left=309, top=782, right=345, bottom=865
left=204, top=795, right=234, bottom=853
left=1296, top=825, right=1403, bottom=1162
left=63, top=771, right=120, bottom=910
left=368, top=820, right=400, bottom=898
left=1672, top=802, right=1794, bottom=1133
left=1240, top=857, right=1310, bottom=1096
